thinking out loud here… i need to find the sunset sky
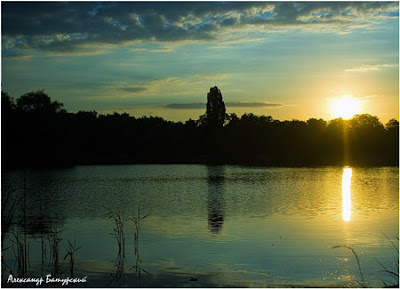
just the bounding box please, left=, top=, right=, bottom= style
left=2, top=1, right=399, bottom=123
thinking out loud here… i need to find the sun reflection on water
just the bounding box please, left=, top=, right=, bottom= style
left=342, top=168, right=352, bottom=222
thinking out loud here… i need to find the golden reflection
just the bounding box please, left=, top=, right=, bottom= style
left=342, top=168, right=352, bottom=222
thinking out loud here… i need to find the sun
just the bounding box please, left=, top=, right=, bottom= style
left=331, top=95, right=360, bottom=120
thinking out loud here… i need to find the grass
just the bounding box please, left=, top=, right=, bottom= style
left=1, top=191, right=22, bottom=246
left=376, top=234, right=399, bottom=288
left=105, top=206, right=127, bottom=257
left=63, top=239, right=82, bottom=278
left=333, top=234, right=399, bottom=288
left=131, top=206, right=150, bottom=256
left=104, top=205, right=151, bottom=281
left=47, top=226, right=64, bottom=276
left=1, top=191, right=22, bottom=277
left=108, top=249, right=125, bottom=285
left=332, top=245, right=365, bottom=286
left=131, top=206, right=150, bottom=277
left=10, top=232, right=30, bottom=277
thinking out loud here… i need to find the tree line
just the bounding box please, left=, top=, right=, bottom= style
left=2, top=88, right=398, bottom=169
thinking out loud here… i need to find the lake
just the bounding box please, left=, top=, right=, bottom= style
left=1, top=165, right=399, bottom=287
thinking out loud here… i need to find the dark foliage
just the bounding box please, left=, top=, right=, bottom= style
left=1, top=89, right=398, bottom=169
left=198, top=86, right=227, bottom=129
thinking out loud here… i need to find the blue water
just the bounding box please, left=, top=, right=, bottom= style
left=2, top=165, right=399, bottom=287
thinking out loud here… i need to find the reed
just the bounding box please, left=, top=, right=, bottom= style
left=40, top=234, right=47, bottom=275
left=10, top=232, right=30, bottom=277
left=1, top=192, right=21, bottom=246
left=131, top=206, right=150, bottom=277
left=110, top=250, right=125, bottom=284
left=333, top=235, right=400, bottom=288
left=376, top=235, right=399, bottom=287
left=105, top=206, right=127, bottom=257
left=47, top=226, right=64, bottom=276
left=3, top=175, right=26, bottom=277
left=131, top=206, right=149, bottom=255
left=332, top=245, right=365, bottom=287
left=1, top=193, right=22, bottom=278
left=63, top=239, right=82, bottom=278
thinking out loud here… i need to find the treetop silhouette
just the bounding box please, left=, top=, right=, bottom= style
left=1, top=89, right=398, bottom=168
left=16, top=90, right=65, bottom=114
left=199, top=86, right=227, bottom=128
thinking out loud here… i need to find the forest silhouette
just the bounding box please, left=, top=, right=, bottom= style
left=2, top=88, right=398, bottom=169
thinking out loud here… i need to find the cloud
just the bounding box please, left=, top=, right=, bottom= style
left=227, top=102, right=283, bottom=108
left=2, top=53, right=32, bottom=61
left=210, top=37, right=268, bottom=49
left=99, top=77, right=193, bottom=98
left=101, top=74, right=230, bottom=98
left=164, top=101, right=283, bottom=109
left=345, top=64, right=396, bottom=72
left=100, top=82, right=148, bottom=95
left=357, top=95, right=377, bottom=103
left=130, top=47, right=148, bottom=52
left=345, top=65, right=380, bottom=72
left=358, top=95, right=377, bottom=99
left=150, top=47, right=175, bottom=53
left=164, top=103, right=205, bottom=109
left=2, top=2, right=398, bottom=55
left=194, top=73, right=229, bottom=80
left=120, top=86, right=148, bottom=93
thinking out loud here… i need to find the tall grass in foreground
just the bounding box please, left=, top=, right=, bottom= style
left=332, top=245, right=365, bottom=286
left=333, top=234, right=399, bottom=288
left=107, top=249, right=126, bottom=286
left=1, top=192, right=21, bottom=246
left=105, top=205, right=150, bottom=285
left=47, top=227, right=64, bottom=276
left=105, top=207, right=127, bottom=257
left=131, top=206, right=150, bottom=277
left=10, top=232, right=30, bottom=277
left=132, top=206, right=150, bottom=256
left=2, top=172, right=30, bottom=278
left=376, top=234, right=399, bottom=287
left=63, top=240, right=82, bottom=278
left=1, top=191, right=22, bottom=277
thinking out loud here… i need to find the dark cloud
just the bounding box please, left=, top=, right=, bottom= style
left=164, top=103, right=205, bottom=109
left=164, top=102, right=283, bottom=109
left=227, top=102, right=283, bottom=108
left=2, top=53, right=31, bottom=60
left=120, top=86, right=148, bottom=93
left=2, top=2, right=398, bottom=54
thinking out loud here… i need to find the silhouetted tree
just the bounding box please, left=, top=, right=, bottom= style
left=347, top=114, right=385, bottom=163
left=16, top=90, right=65, bottom=115
left=349, top=114, right=384, bottom=130
left=2, top=92, right=17, bottom=168
left=199, top=86, right=226, bottom=128
left=225, top=113, right=240, bottom=128
left=384, top=118, right=399, bottom=165
left=2, top=89, right=398, bottom=168
left=76, top=110, right=98, bottom=121
left=2, top=91, right=16, bottom=115
left=385, top=118, right=399, bottom=130
left=307, top=118, right=327, bottom=130
left=303, top=118, right=328, bottom=164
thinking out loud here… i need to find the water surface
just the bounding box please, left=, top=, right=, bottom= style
left=2, top=165, right=398, bottom=287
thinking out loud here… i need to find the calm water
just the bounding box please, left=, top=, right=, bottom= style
left=1, top=165, right=399, bottom=287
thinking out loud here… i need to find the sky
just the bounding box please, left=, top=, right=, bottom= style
left=1, top=1, right=399, bottom=123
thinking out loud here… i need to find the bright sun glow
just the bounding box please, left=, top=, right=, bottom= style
left=331, top=95, right=360, bottom=120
